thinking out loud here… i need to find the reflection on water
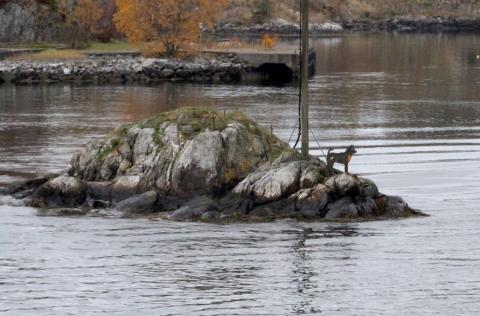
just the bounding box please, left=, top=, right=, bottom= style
left=1, top=33, right=480, bottom=315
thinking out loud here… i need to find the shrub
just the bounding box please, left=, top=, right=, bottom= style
left=261, top=34, right=278, bottom=50
left=252, top=0, right=272, bottom=24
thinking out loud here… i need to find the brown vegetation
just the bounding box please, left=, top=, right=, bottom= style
left=114, top=0, right=228, bottom=57
left=261, top=34, right=278, bottom=50
left=321, top=0, right=480, bottom=19
left=57, top=0, right=104, bottom=48
left=3, top=1, right=480, bottom=49
left=219, top=0, right=480, bottom=24
left=8, top=49, right=85, bottom=61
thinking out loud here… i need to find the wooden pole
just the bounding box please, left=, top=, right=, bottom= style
left=301, top=0, right=309, bottom=159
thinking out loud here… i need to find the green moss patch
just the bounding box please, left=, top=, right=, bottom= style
left=137, top=107, right=287, bottom=146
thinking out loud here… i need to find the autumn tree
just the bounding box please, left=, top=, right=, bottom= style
left=57, top=0, right=104, bottom=48
left=73, top=0, right=104, bottom=40
left=114, top=0, right=228, bottom=57
left=96, top=0, right=119, bottom=42
left=252, top=0, right=272, bottom=24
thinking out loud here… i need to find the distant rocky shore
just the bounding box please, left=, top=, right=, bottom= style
left=213, top=19, right=344, bottom=36
left=0, top=55, right=267, bottom=85
left=214, top=17, right=480, bottom=36
left=0, top=108, right=427, bottom=223
left=343, top=17, right=480, bottom=32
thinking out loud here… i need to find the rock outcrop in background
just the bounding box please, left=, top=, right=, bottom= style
left=0, top=2, right=62, bottom=43
left=2, top=108, right=427, bottom=222
left=213, top=19, right=344, bottom=36
left=2, top=0, right=480, bottom=45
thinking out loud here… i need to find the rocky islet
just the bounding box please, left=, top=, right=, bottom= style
left=2, top=108, right=427, bottom=222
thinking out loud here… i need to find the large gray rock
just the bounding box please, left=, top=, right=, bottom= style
left=377, top=196, right=413, bottom=217
left=232, top=161, right=302, bottom=205
left=132, top=128, right=155, bottom=160
left=5, top=174, right=57, bottom=198
left=300, top=163, right=325, bottom=189
left=359, top=177, right=380, bottom=198
left=111, top=176, right=141, bottom=202
left=99, top=153, right=122, bottom=180
left=87, top=181, right=113, bottom=201
left=354, top=196, right=378, bottom=217
left=171, top=131, right=224, bottom=196
left=289, top=184, right=330, bottom=217
left=115, top=191, right=158, bottom=216
left=168, top=196, right=220, bottom=222
left=325, top=197, right=359, bottom=219
left=32, top=176, right=87, bottom=208
left=325, top=174, right=361, bottom=197
left=220, top=122, right=267, bottom=184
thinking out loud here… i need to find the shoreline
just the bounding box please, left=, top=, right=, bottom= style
left=0, top=55, right=277, bottom=86
left=2, top=17, right=479, bottom=86
left=214, top=17, right=480, bottom=36
left=0, top=46, right=316, bottom=86
left=343, top=17, right=480, bottom=33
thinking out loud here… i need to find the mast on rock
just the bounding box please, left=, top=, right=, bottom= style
left=300, top=0, right=309, bottom=159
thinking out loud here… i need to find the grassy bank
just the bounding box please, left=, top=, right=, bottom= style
left=2, top=41, right=146, bottom=62
left=3, top=39, right=268, bottom=62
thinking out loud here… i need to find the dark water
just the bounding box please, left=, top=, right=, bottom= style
left=1, top=33, right=480, bottom=315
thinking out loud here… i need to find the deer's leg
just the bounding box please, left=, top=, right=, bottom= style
left=326, top=161, right=333, bottom=176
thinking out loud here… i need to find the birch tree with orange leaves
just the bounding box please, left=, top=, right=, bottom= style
left=57, top=0, right=104, bottom=48
left=114, top=0, right=228, bottom=56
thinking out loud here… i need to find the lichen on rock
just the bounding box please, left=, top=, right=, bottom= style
left=4, top=107, right=427, bottom=222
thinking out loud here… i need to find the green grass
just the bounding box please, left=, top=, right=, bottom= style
left=3, top=40, right=145, bottom=62
left=136, top=107, right=291, bottom=163
left=86, top=40, right=145, bottom=52
left=0, top=42, right=68, bottom=49
left=92, top=107, right=290, bottom=164
left=139, top=107, right=274, bottom=138
left=0, top=40, right=142, bottom=52
left=8, top=49, right=86, bottom=61
left=94, top=127, right=131, bottom=162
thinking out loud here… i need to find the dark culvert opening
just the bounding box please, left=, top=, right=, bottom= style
left=257, top=63, right=294, bottom=84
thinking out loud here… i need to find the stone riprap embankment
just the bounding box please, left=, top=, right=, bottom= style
left=0, top=55, right=265, bottom=85
left=2, top=108, right=427, bottom=223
